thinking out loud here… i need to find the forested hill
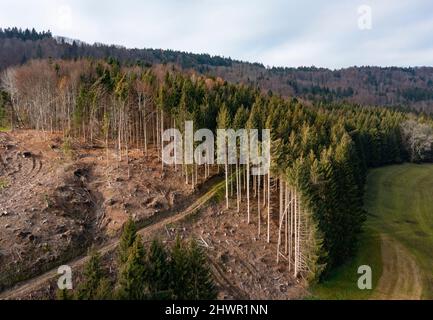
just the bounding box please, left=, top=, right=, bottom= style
left=2, top=27, right=433, bottom=112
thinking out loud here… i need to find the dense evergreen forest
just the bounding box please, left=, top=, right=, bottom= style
left=2, top=28, right=433, bottom=112
left=2, top=58, right=433, bottom=280
left=58, top=218, right=216, bottom=300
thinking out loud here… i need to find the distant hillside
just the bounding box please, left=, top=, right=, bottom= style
left=207, top=64, right=433, bottom=112
left=1, top=27, right=433, bottom=112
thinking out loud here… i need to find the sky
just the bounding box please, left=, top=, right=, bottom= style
left=1, top=0, right=433, bottom=69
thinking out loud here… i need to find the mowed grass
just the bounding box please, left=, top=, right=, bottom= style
left=310, top=226, right=382, bottom=300
left=312, top=163, right=433, bottom=299
left=365, top=163, right=433, bottom=298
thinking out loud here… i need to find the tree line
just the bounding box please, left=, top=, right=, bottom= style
left=0, top=27, right=52, bottom=41
left=2, top=58, right=433, bottom=281
left=4, top=27, right=433, bottom=115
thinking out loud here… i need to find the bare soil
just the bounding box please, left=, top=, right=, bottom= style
left=0, top=130, right=304, bottom=300
left=0, top=130, right=193, bottom=291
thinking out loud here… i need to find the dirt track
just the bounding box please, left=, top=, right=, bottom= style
left=0, top=178, right=225, bottom=300
left=371, top=234, right=423, bottom=300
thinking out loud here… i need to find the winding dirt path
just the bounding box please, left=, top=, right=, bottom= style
left=371, top=234, right=423, bottom=300
left=0, top=179, right=225, bottom=300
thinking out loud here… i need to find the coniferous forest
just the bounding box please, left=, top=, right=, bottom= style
left=2, top=58, right=433, bottom=291
left=57, top=218, right=216, bottom=300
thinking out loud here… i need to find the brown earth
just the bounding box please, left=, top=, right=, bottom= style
left=0, top=130, right=303, bottom=300
left=0, top=130, right=194, bottom=291
left=0, top=176, right=223, bottom=299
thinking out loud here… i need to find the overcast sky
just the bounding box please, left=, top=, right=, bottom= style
left=1, top=0, right=433, bottom=69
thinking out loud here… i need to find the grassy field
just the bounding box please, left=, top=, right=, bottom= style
left=312, top=163, right=433, bottom=299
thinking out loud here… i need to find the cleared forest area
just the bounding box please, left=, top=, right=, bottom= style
left=1, top=58, right=433, bottom=299
left=0, top=129, right=202, bottom=291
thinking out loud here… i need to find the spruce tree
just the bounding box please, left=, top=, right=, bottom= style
left=76, top=251, right=108, bottom=300
left=118, top=217, right=137, bottom=264
left=145, top=239, right=171, bottom=298
left=94, top=278, right=113, bottom=300
left=169, top=236, right=190, bottom=300
left=187, top=239, right=217, bottom=300
left=116, top=235, right=147, bottom=300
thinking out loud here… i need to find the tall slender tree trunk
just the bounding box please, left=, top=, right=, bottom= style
left=296, top=193, right=302, bottom=276
left=174, top=118, right=177, bottom=171
left=154, top=110, right=157, bottom=148
left=285, top=183, right=293, bottom=263
left=155, top=109, right=160, bottom=151
left=161, top=110, right=164, bottom=170
left=125, top=116, right=130, bottom=179
left=118, top=108, right=122, bottom=161
left=230, top=165, right=233, bottom=196
left=143, top=97, right=148, bottom=155
left=191, top=165, right=194, bottom=189
left=225, top=155, right=229, bottom=209
left=236, top=161, right=240, bottom=213
left=239, top=164, right=242, bottom=203
left=267, top=173, right=271, bottom=243
left=294, top=189, right=298, bottom=277
left=247, top=162, right=250, bottom=224
left=258, top=174, right=261, bottom=237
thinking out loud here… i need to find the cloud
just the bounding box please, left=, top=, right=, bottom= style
left=54, top=5, right=73, bottom=31
left=1, top=0, right=433, bottom=68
